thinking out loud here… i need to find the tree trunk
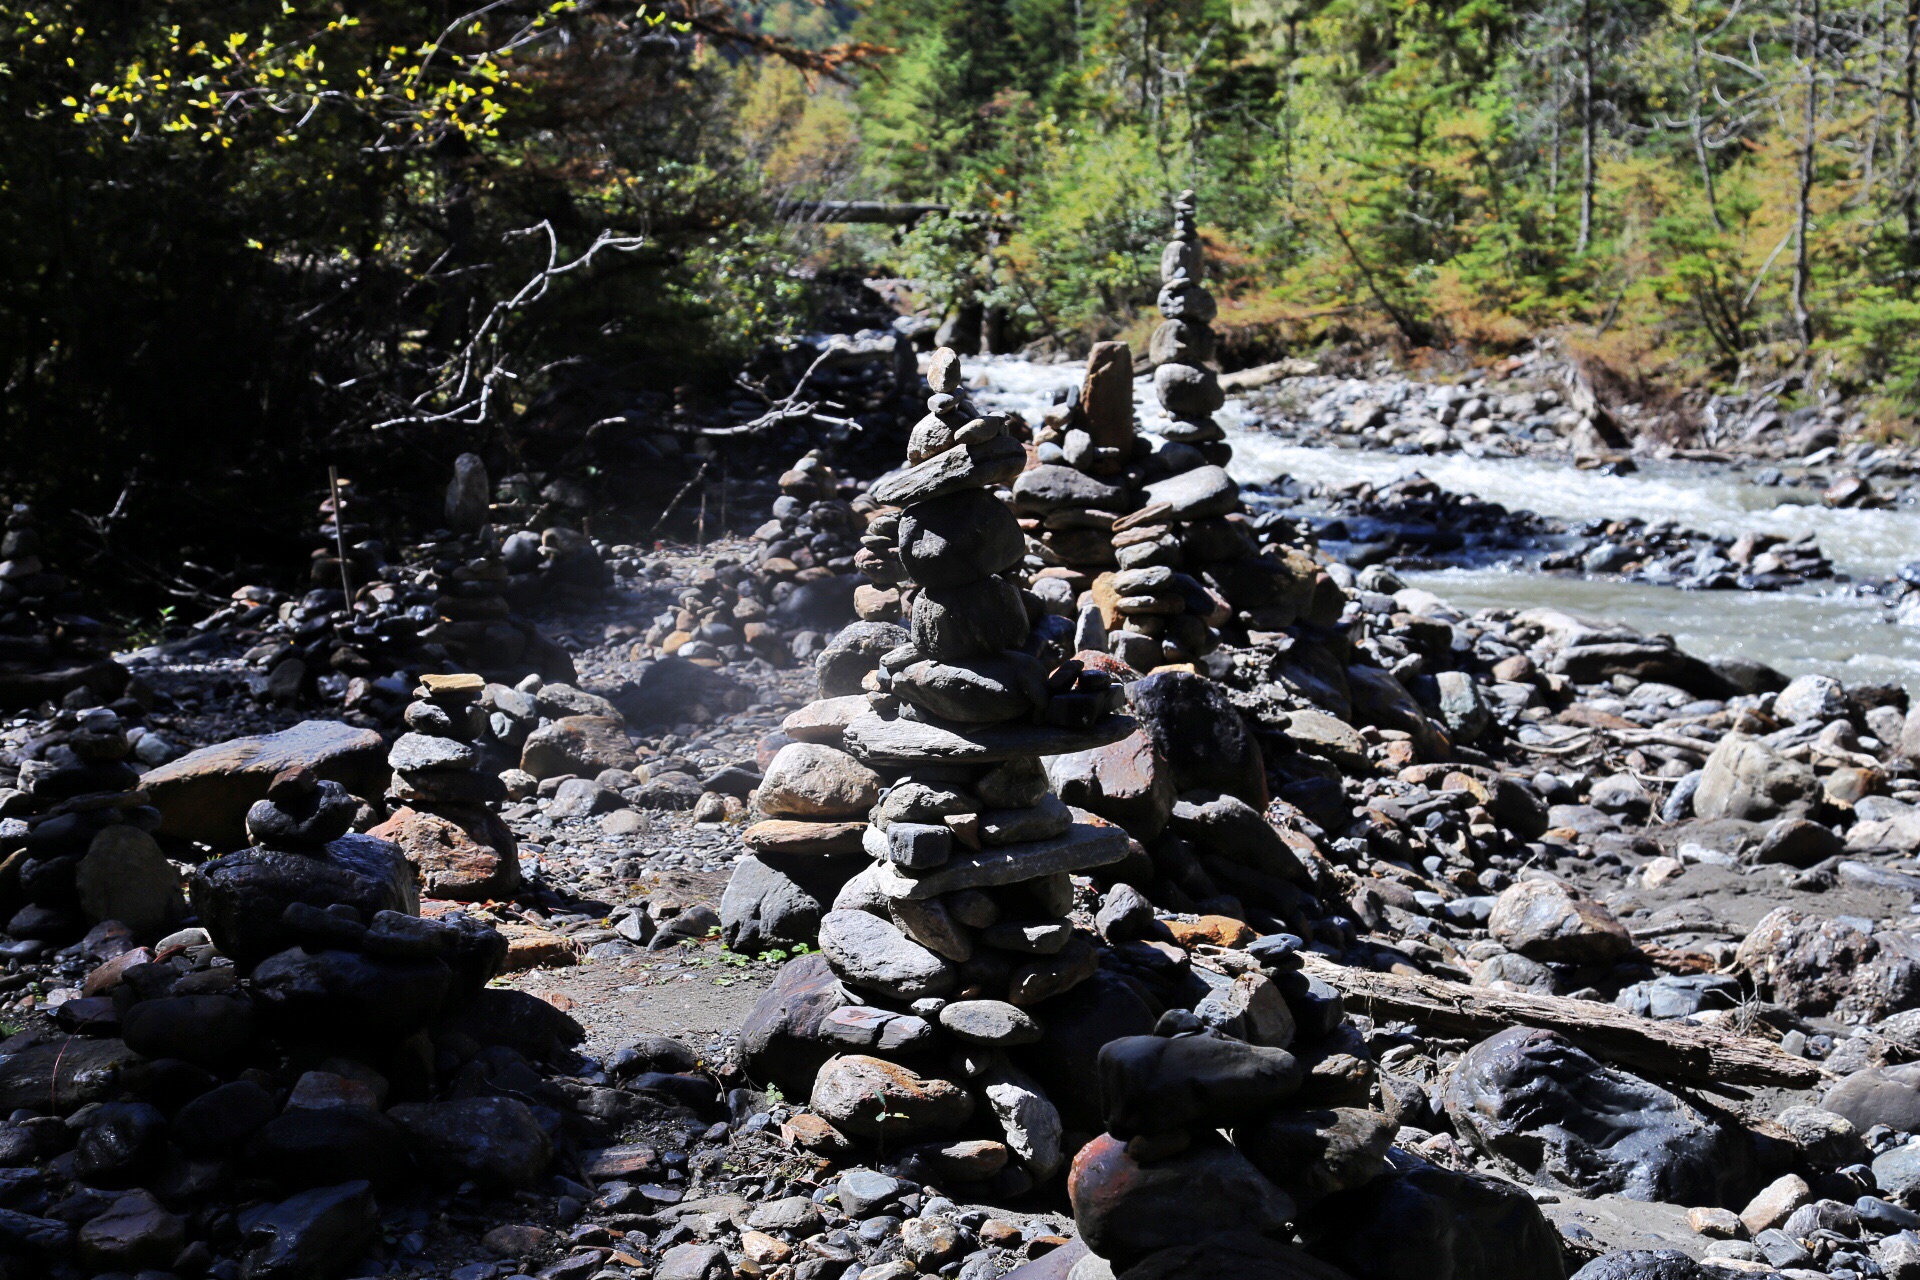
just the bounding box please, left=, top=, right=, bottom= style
left=1792, top=0, right=1821, bottom=348
left=1579, top=0, right=1597, bottom=252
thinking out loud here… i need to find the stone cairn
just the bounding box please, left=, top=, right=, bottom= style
left=194, top=457, right=586, bottom=721
left=367, top=673, right=521, bottom=903
left=1009, top=192, right=1340, bottom=675
left=0, top=706, right=182, bottom=951
left=740, top=347, right=1151, bottom=1191
left=0, top=505, right=128, bottom=712
left=1064, top=926, right=1418, bottom=1277
left=641, top=448, right=868, bottom=670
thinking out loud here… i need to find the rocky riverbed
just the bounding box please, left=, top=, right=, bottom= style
left=9, top=283, right=1920, bottom=1280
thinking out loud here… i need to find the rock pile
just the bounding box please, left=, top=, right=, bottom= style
left=0, top=774, right=618, bottom=1280
left=1008, top=195, right=1343, bottom=672
left=0, top=706, right=181, bottom=951
left=636, top=448, right=868, bottom=669
left=188, top=459, right=582, bottom=722
left=368, top=673, right=522, bottom=902
left=0, top=504, right=128, bottom=711
left=735, top=347, right=1151, bottom=1189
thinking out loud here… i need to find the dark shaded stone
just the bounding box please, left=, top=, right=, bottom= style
left=1069, top=1130, right=1294, bottom=1269
left=387, top=1096, right=553, bottom=1187
left=241, top=1180, right=378, bottom=1280
left=1442, top=1027, right=1753, bottom=1205
left=120, top=995, right=254, bottom=1067
left=173, top=1080, right=278, bottom=1155
left=74, top=1101, right=167, bottom=1187
left=1235, top=1106, right=1398, bottom=1209
left=189, top=835, right=417, bottom=967
left=736, top=953, right=851, bottom=1099
left=1303, top=1159, right=1567, bottom=1280
left=249, top=947, right=451, bottom=1044
left=245, top=1107, right=411, bottom=1189
left=612, top=655, right=750, bottom=726
left=1013, top=971, right=1158, bottom=1133
left=436, top=986, right=584, bottom=1062
left=1129, top=671, right=1266, bottom=806
left=1098, top=1032, right=1301, bottom=1139
left=1118, top=1234, right=1359, bottom=1280
left=898, top=488, right=1027, bottom=589
left=1569, top=1252, right=1708, bottom=1280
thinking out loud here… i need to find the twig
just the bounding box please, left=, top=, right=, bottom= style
left=328, top=466, right=353, bottom=604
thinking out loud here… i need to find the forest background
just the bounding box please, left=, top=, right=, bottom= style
left=4, top=0, right=1918, bottom=588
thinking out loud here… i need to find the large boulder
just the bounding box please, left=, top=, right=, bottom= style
left=1734, top=907, right=1920, bottom=1021
left=1098, top=1033, right=1301, bottom=1139
left=816, top=622, right=910, bottom=698
left=1129, top=671, right=1266, bottom=806
left=1824, top=1064, right=1920, bottom=1134
left=1487, top=879, right=1635, bottom=964
left=143, top=721, right=387, bottom=848
left=757, top=743, right=881, bottom=820
left=810, top=1055, right=974, bottom=1140
left=1012, top=971, right=1158, bottom=1133
left=1047, top=730, right=1176, bottom=840
left=386, top=1097, right=552, bottom=1187
left=719, top=853, right=861, bottom=955
left=239, top=1181, right=378, bottom=1280
left=1302, top=1158, right=1567, bottom=1280
left=1442, top=1027, right=1754, bottom=1205
left=250, top=948, right=452, bottom=1044
left=818, top=910, right=955, bottom=1000
left=76, top=826, right=186, bottom=937
left=611, top=656, right=747, bottom=726
left=737, top=954, right=853, bottom=1098
left=1693, top=733, right=1821, bottom=821
left=189, top=835, right=418, bottom=967
left=520, top=716, right=635, bottom=780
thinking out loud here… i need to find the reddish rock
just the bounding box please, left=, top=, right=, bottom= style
left=811, top=1054, right=974, bottom=1140
left=1047, top=730, right=1176, bottom=840
left=1068, top=1131, right=1294, bottom=1268
left=369, top=806, right=519, bottom=901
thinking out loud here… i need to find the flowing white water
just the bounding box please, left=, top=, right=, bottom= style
left=958, top=354, right=1920, bottom=687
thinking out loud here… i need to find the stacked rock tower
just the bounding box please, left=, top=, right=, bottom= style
left=755, top=347, right=1144, bottom=1186
left=1150, top=188, right=1229, bottom=464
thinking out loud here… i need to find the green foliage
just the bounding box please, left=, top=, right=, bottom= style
left=0, top=0, right=867, bottom=600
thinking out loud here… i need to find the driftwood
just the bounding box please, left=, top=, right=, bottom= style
left=1300, top=953, right=1821, bottom=1088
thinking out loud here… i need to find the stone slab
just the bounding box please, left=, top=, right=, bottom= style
left=872, top=823, right=1129, bottom=899
left=842, top=712, right=1134, bottom=766
left=143, top=720, right=388, bottom=849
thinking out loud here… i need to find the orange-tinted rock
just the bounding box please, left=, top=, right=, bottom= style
left=369, top=806, right=519, bottom=901
left=1166, top=915, right=1256, bottom=949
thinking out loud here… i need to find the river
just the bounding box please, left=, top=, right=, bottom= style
left=962, top=354, right=1920, bottom=689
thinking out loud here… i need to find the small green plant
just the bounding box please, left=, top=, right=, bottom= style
left=119, top=604, right=178, bottom=650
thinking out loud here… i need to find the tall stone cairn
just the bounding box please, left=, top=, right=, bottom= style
left=1150, top=188, right=1230, bottom=464
left=763, top=347, right=1141, bottom=1186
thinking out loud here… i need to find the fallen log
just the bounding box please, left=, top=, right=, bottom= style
left=1300, top=953, right=1821, bottom=1088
